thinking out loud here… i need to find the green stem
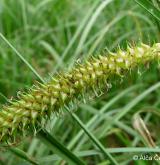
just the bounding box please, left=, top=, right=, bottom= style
left=37, top=129, right=86, bottom=165
left=134, top=0, right=160, bottom=22
left=9, top=148, right=38, bottom=165
left=66, top=108, right=118, bottom=165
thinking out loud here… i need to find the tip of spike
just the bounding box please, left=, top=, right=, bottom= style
left=141, top=43, right=150, bottom=49
left=154, top=43, right=160, bottom=50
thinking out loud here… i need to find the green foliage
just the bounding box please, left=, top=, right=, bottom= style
left=134, top=0, right=160, bottom=22
left=0, top=0, right=160, bottom=165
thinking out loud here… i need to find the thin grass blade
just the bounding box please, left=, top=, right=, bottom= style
left=37, top=129, right=85, bottom=165
left=134, top=0, right=160, bottom=22
left=9, top=148, right=38, bottom=165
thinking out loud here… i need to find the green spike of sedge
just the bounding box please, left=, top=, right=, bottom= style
left=0, top=43, right=160, bottom=143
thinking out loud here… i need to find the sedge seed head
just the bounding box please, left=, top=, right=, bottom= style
left=0, top=43, right=160, bottom=143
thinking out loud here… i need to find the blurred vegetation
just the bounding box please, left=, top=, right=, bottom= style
left=0, top=0, right=160, bottom=164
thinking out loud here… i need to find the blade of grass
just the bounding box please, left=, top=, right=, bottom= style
left=27, top=139, right=39, bottom=156
left=38, top=147, right=160, bottom=162
left=53, top=0, right=100, bottom=71
left=66, top=107, right=118, bottom=165
left=87, top=12, right=127, bottom=56
left=9, top=148, right=38, bottom=165
left=69, top=0, right=113, bottom=68
left=134, top=0, right=160, bottom=22
left=133, top=113, right=156, bottom=147
left=39, top=40, right=63, bottom=66
left=100, top=82, right=160, bottom=138
left=0, top=33, right=44, bottom=83
left=37, top=129, right=85, bottom=165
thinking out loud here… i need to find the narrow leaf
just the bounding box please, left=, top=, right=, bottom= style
left=37, top=129, right=85, bottom=165
left=9, top=148, right=38, bottom=165
left=67, top=111, right=119, bottom=165
left=134, top=0, right=160, bottom=22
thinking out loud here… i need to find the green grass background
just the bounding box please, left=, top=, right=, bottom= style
left=0, top=0, right=160, bottom=164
